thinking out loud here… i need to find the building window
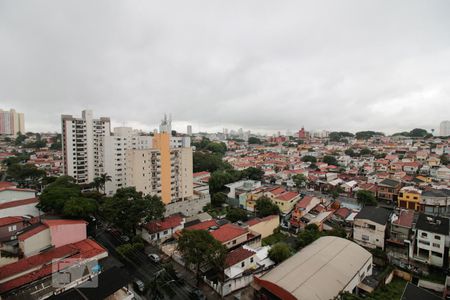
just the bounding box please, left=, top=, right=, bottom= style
left=431, top=251, right=443, bottom=258
left=432, top=243, right=440, bottom=248
left=241, top=262, right=245, bottom=267
left=367, top=224, right=376, bottom=230
left=8, top=225, right=17, bottom=232
left=435, top=235, right=441, bottom=240
left=232, top=240, right=236, bottom=245
left=421, top=232, right=428, bottom=238
left=362, top=235, right=369, bottom=241
left=250, top=257, right=254, bottom=263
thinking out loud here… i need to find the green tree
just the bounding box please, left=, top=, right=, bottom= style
left=100, top=187, right=165, bottom=235
left=323, top=155, right=338, bottom=166
left=241, top=167, right=264, bottom=181
left=14, top=133, right=26, bottom=145
left=116, top=242, right=145, bottom=261
left=355, top=131, right=384, bottom=140
left=248, top=137, right=262, bottom=144
left=211, top=192, right=228, bottom=207
left=93, top=173, right=112, bottom=194
left=356, top=190, right=377, bottom=207
left=63, top=197, right=97, bottom=219
left=360, top=148, right=372, bottom=156
left=344, top=148, right=357, bottom=157
left=177, top=229, right=227, bottom=286
left=6, top=163, right=45, bottom=187
left=208, top=169, right=241, bottom=193
left=440, top=154, right=449, bottom=165
left=38, top=176, right=81, bottom=212
left=255, top=196, right=280, bottom=217
left=292, top=174, right=308, bottom=190
left=226, top=208, right=248, bottom=223
left=268, top=242, right=291, bottom=264
left=409, top=128, right=428, bottom=138
left=296, top=224, right=321, bottom=249
left=193, top=152, right=231, bottom=172
left=301, top=155, right=317, bottom=163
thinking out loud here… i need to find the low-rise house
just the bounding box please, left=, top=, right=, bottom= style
left=0, top=186, right=39, bottom=218
left=398, top=186, right=422, bottom=211
left=353, top=206, right=391, bottom=250
left=290, top=196, right=322, bottom=228
left=210, top=223, right=261, bottom=250
left=421, top=188, right=450, bottom=216
left=0, top=216, right=29, bottom=244
left=226, top=180, right=262, bottom=209
left=412, top=214, right=449, bottom=268
left=385, top=209, right=416, bottom=267
left=245, top=215, right=279, bottom=239
left=141, top=214, right=185, bottom=244
left=272, top=191, right=300, bottom=214
left=377, top=178, right=402, bottom=203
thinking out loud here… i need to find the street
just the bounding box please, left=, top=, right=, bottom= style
left=95, top=228, right=196, bottom=299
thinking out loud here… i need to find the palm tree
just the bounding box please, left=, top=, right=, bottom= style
left=93, top=173, right=112, bottom=194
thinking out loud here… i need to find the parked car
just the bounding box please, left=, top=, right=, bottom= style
left=148, top=253, right=161, bottom=263
left=190, top=288, right=206, bottom=300
left=120, top=235, right=130, bottom=242
left=133, top=279, right=145, bottom=293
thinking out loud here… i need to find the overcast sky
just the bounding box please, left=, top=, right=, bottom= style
left=1, top=1, right=450, bottom=135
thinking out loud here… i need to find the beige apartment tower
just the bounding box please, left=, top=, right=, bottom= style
left=0, top=109, right=25, bottom=136
left=126, top=132, right=193, bottom=204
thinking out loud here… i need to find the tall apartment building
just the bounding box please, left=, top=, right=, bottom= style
left=440, top=120, right=450, bottom=137
left=61, top=110, right=111, bottom=185
left=103, top=127, right=152, bottom=195
left=0, top=109, right=25, bottom=136
left=126, top=132, right=193, bottom=204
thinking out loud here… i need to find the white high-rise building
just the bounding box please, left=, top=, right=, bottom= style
left=61, top=110, right=111, bottom=185
left=103, top=127, right=153, bottom=195
left=439, top=121, right=450, bottom=137
left=0, top=109, right=25, bottom=136
left=187, top=125, right=192, bottom=135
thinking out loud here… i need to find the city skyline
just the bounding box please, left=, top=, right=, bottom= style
left=1, top=1, right=450, bottom=134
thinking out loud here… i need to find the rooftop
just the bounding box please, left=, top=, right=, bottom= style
left=416, top=213, right=449, bottom=235
left=355, top=206, right=391, bottom=225
left=256, top=236, right=371, bottom=300
left=143, top=214, right=184, bottom=234
left=225, top=246, right=255, bottom=267
left=0, top=216, right=24, bottom=227
left=210, top=223, right=248, bottom=243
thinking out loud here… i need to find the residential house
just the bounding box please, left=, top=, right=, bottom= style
left=272, top=191, right=300, bottom=214
left=421, top=188, right=450, bottom=217
left=290, top=196, right=322, bottom=229
left=398, top=186, right=422, bottom=211
left=376, top=178, right=402, bottom=203
left=353, top=207, right=391, bottom=250
left=0, top=186, right=39, bottom=218
left=141, top=214, right=185, bottom=244
left=210, top=223, right=261, bottom=250
left=385, top=209, right=416, bottom=268
left=412, top=214, right=449, bottom=268
left=245, top=215, right=279, bottom=239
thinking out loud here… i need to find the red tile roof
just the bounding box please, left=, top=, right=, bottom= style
left=0, top=187, right=35, bottom=193
left=0, top=197, right=38, bottom=210
left=43, top=219, right=88, bottom=227
left=335, top=207, right=351, bottom=219
left=276, top=191, right=299, bottom=201
left=393, top=210, right=415, bottom=228
left=0, top=182, right=15, bottom=189
left=193, top=171, right=210, bottom=177
left=295, top=196, right=314, bottom=209
left=18, top=224, right=48, bottom=241
left=185, top=219, right=218, bottom=231
left=0, top=216, right=23, bottom=227
left=0, top=239, right=106, bottom=293
left=143, top=215, right=184, bottom=234
left=266, top=187, right=285, bottom=196
left=246, top=215, right=278, bottom=226
left=210, top=223, right=248, bottom=243
left=225, top=247, right=255, bottom=267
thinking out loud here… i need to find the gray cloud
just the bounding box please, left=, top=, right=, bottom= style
left=1, top=0, right=450, bottom=134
